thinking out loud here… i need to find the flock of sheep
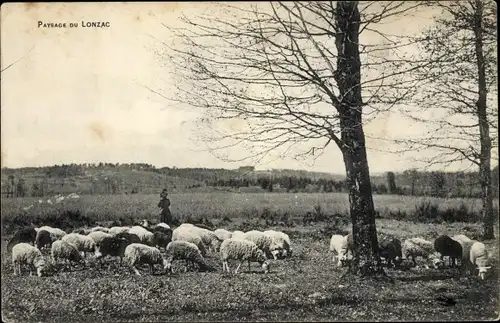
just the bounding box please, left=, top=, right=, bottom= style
left=329, top=232, right=492, bottom=280
left=6, top=220, right=292, bottom=277
left=6, top=220, right=492, bottom=281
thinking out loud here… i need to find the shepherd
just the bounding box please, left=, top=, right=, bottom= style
left=158, top=189, right=173, bottom=225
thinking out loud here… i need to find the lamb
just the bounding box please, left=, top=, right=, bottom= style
left=7, top=228, right=37, bottom=251
left=171, top=227, right=208, bottom=257
left=128, top=226, right=154, bottom=246
left=329, top=234, right=349, bottom=267
left=37, top=226, right=67, bottom=242
left=379, top=238, right=403, bottom=268
left=243, top=230, right=281, bottom=259
left=214, top=228, right=232, bottom=241
left=90, top=226, right=110, bottom=233
left=61, top=233, right=97, bottom=258
left=51, top=240, right=85, bottom=271
left=153, top=231, right=172, bottom=250
left=108, top=226, right=131, bottom=236
left=87, top=231, right=113, bottom=246
left=469, top=241, right=491, bottom=280
left=35, top=229, right=53, bottom=250
left=12, top=243, right=47, bottom=277
left=434, top=235, right=462, bottom=268
left=402, top=237, right=438, bottom=267
left=264, top=230, right=292, bottom=258
left=124, top=243, right=168, bottom=276
left=220, top=238, right=270, bottom=274
left=164, top=240, right=210, bottom=273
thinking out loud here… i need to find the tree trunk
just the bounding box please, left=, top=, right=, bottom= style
left=473, top=0, right=494, bottom=239
left=335, top=1, right=384, bottom=276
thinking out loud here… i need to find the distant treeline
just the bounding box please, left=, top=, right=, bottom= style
left=1, top=163, right=498, bottom=198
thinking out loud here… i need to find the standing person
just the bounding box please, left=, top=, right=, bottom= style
left=158, top=189, right=173, bottom=225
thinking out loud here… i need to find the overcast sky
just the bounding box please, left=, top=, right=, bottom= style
left=1, top=2, right=496, bottom=174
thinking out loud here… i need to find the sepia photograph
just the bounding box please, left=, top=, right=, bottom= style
left=1, top=1, right=498, bottom=321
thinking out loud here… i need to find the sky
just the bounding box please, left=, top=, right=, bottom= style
left=1, top=2, right=497, bottom=175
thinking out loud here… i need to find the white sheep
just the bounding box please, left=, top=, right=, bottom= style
left=171, top=227, right=208, bottom=256
left=51, top=240, right=84, bottom=271
left=214, top=228, right=232, bottom=241
left=220, top=238, right=269, bottom=274
left=178, top=224, right=221, bottom=251
left=402, top=237, right=440, bottom=268
left=12, top=243, right=47, bottom=277
left=156, top=222, right=171, bottom=230
left=329, top=234, right=349, bottom=267
left=123, top=243, right=168, bottom=276
left=61, top=233, right=97, bottom=258
left=264, top=230, right=292, bottom=258
left=37, top=226, right=67, bottom=242
left=164, top=240, right=209, bottom=273
left=108, top=226, right=131, bottom=235
left=468, top=241, right=491, bottom=280
left=87, top=231, right=113, bottom=246
left=243, top=230, right=280, bottom=259
left=128, top=226, right=154, bottom=246
left=452, top=234, right=472, bottom=266
left=231, top=230, right=246, bottom=240
left=90, top=226, right=110, bottom=233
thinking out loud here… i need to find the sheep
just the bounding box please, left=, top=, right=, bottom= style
left=220, top=238, right=269, bottom=274
left=329, top=234, right=349, bottom=267
left=434, top=235, right=462, bottom=268
left=402, top=237, right=437, bottom=267
left=35, top=229, right=52, bottom=250
left=37, top=226, right=67, bottom=242
left=12, top=243, right=47, bottom=277
left=469, top=241, right=491, bottom=280
left=124, top=243, right=168, bottom=276
left=94, top=236, right=131, bottom=266
left=231, top=230, right=246, bottom=240
left=153, top=231, right=172, bottom=250
left=164, top=240, right=210, bottom=273
left=87, top=231, right=113, bottom=246
left=153, top=223, right=172, bottom=235
left=243, top=230, right=281, bottom=260
left=61, top=233, right=97, bottom=258
left=115, top=232, right=142, bottom=244
left=51, top=240, right=84, bottom=271
left=7, top=228, right=37, bottom=251
left=379, top=238, right=403, bottom=268
left=171, top=227, right=208, bottom=257
left=156, top=222, right=171, bottom=230
left=108, top=226, right=130, bottom=236
left=90, top=226, right=110, bottom=233
left=214, top=228, right=232, bottom=241
left=72, top=228, right=91, bottom=235
left=178, top=224, right=221, bottom=252
left=128, top=226, right=155, bottom=246
left=264, top=230, right=292, bottom=258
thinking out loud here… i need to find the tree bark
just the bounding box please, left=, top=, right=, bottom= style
left=335, top=1, right=384, bottom=276
left=473, top=0, right=494, bottom=239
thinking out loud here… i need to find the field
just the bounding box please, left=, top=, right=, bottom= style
left=1, top=193, right=499, bottom=322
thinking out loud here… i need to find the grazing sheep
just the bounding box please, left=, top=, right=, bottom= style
left=87, top=231, right=113, bottom=246
left=434, top=235, right=462, bottom=268
left=178, top=224, right=221, bottom=252
left=466, top=241, right=491, bottom=280
left=108, top=226, right=130, bottom=236
left=402, top=237, right=436, bottom=267
left=72, top=228, right=91, bottom=235
left=264, top=230, right=292, bottom=258
left=214, top=228, right=232, bottom=241
left=94, top=235, right=136, bottom=266
left=128, top=226, right=155, bottom=246
left=90, top=226, right=110, bottom=233
left=124, top=243, right=168, bottom=276
left=379, top=238, right=403, bottom=268
left=164, top=240, right=209, bottom=273
left=329, top=234, right=349, bottom=267
left=51, top=240, right=84, bottom=271
left=220, top=238, right=269, bottom=274
left=243, top=230, right=280, bottom=259
left=12, top=243, right=47, bottom=277
left=231, top=230, right=246, bottom=240
left=35, top=229, right=52, bottom=250
left=38, top=226, right=67, bottom=242
left=115, top=232, right=142, bottom=244
left=153, top=231, right=172, bottom=250
left=153, top=223, right=172, bottom=235
left=156, top=222, right=171, bottom=230
left=7, top=228, right=37, bottom=251
left=61, top=233, right=97, bottom=258
left=172, top=227, right=208, bottom=257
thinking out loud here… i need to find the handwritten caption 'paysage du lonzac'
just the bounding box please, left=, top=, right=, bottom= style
left=38, top=21, right=111, bottom=28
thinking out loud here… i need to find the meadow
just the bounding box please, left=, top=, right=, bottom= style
left=1, top=192, right=499, bottom=322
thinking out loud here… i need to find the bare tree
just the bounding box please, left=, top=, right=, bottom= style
left=159, top=1, right=426, bottom=276
left=398, top=0, right=497, bottom=239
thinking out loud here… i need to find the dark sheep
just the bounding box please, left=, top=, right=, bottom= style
left=153, top=231, right=172, bottom=250
left=114, top=232, right=142, bottom=244
left=434, top=235, right=462, bottom=268
left=379, top=238, right=403, bottom=268
left=35, top=230, right=52, bottom=250
left=153, top=226, right=172, bottom=235
left=7, top=228, right=37, bottom=251
left=95, top=236, right=130, bottom=266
